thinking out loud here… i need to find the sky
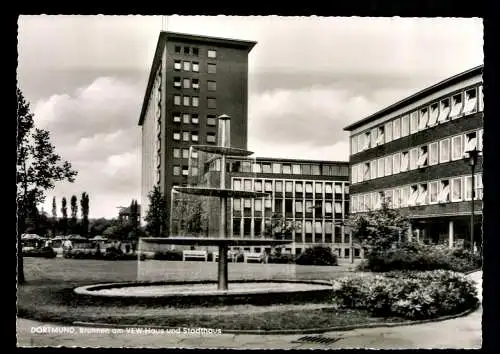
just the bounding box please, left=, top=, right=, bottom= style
left=17, top=16, right=484, bottom=219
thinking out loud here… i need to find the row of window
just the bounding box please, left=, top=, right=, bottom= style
left=173, top=165, right=199, bottom=177
left=172, top=131, right=216, bottom=143
left=173, top=95, right=216, bottom=108
left=233, top=198, right=345, bottom=214
left=232, top=178, right=349, bottom=195
left=174, top=60, right=216, bottom=74
left=351, top=85, right=483, bottom=155
left=172, top=113, right=218, bottom=126
left=174, top=46, right=216, bottom=59
left=207, top=159, right=349, bottom=177
left=351, top=173, right=483, bottom=213
left=173, top=77, right=216, bottom=91
left=351, top=128, right=483, bottom=184
left=172, top=148, right=199, bottom=160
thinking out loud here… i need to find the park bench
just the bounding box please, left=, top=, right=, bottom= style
left=182, top=250, right=208, bottom=262
left=212, top=251, right=238, bottom=263
left=244, top=252, right=264, bottom=263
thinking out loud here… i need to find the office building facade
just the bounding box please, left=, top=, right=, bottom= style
left=138, top=31, right=257, bottom=230
left=344, top=65, right=483, bottom=249
left=190, top=156, right=359, bottom=258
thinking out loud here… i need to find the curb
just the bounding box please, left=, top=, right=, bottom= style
left=71, top=302, right=480, bottom=336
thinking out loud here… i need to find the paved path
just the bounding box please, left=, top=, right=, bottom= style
left=16, top=271, right=482, bottom=349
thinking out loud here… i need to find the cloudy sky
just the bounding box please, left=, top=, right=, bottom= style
left=17, top=16, right=483, bottom=219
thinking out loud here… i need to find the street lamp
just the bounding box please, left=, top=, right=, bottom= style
left=465, top=147, right=481, bottom=253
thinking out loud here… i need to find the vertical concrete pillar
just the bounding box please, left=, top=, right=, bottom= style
left=448, top=220, right=454, bottom=249
left=408, top=223, right=413, bottom=242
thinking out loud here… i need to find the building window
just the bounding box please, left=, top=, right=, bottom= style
left=233, top=198, right=241, bottom=212
left=315, top=182, right=322, bottom=194
left=173, top=113, right=181, bottom=123
left=393, top=189, right=401, bottom=209
left=262, top=163, right=272, bottom=173
left=439, top=138, right=450, bottom=163
left=252, top=163, right=261, bottom=173
left=207, top=98, right=216, bottom=109
left=428, top=103, right=439, bottom=127
left=465, top=131, right=478, bottom=153
left=174, top=77, right=181, bottom=87
left=184, top=46, right=190, bottom=55
left=438, top=98, right=451, bottom=123
left=419, top=107, right=429, bottom=130
left=451, top=177, right=463, bottom=201
left=253, top=180, right=262, bottom=191
left=376, top=126, right=384, bottom=146
left=182, top=78, right=190, bottom=89
left=464, top=175, right=473, bottom=200
left=416, top=184, right=428, bottom=205
left=182, top=149, right=189, bottom=159
left=207, top=115, right=216, bottom=126
left=410, top=111, right=418, bottom=134
left=479, top=85, right=484, bottom=112
left=429, top=142, right=439, bottom=166
left=370, top=128, right=377, bottom=148
left=191, top=114, right=199, bottom=124
left=271, top=163, right=280, bottom=174
left=181, top=113, right=189, bottom=124
left=182, top=132, right=189, bottom=141
left=478, top=129, right=483, bottom=151
left=369, top=160, right=377, bottom=179
left=208, top=63, right=216, bottom=74
left=417, top=145, right=428, bottom=168
left=173, top=132, right=181, bottom=140
left=174, top=60, right=181, bottom=70
left=438, top=180, right=451, bottom=203
left=233, top=179, right=241, bottom=190
left=190, top=78, right=199, bottom=90
left=174, top=45, right=181, bottom=54
left=351, top=166, right=357, bottom=184
left=385, top=121, right=393, bottom=143
left=207, top=81, right=216, bottom=91
left=183, top=61, right=191, bottom=71
left=463, top=88, right=477, bottom=115
left=401, top=114, right=410, bottom=137
left=409, top=148, right=419, bottom=170
left=351, top=136, right=358, bottom=155
left=192, top=96, right=199, bottom=107
left=295, top=200, right=303, bottom=213
left=392, top=118, right=401, bottom=140
left=183, top=96, right=190, bottom=106
left=451, top=135, right=463, bottom=161
left=290, top=164, right=301, bottom=174
left=208, top=49, right=217, bottom=58
left=408, top=185, right=418, bottom=206
left=192, top=150, right=198, bottom=159
left=192, top=62, right=199, bottom=72
left=363, top=131, right=371, bottom=150
left=244, top=179, right=252, bottom=191
left=173, top=148, right=180, bottom=158
left=295, top=182, right=303, bottom=194
left=400, top=186, right=409, bottom=207
left=450, top=93, right=464, bottom=118
left=374, top=158, right=382, bottom=179
left=384, top=156, right=392, bottom=176
left=400, top=151, right=409, bottom=172
left=429, top=181, right=439, bottom=203
left=275, top=181, right=283, bottom=193
left=192, top=48, right=199, bottom=56
left=173, top=166, right=181, bottom=176
left=392, top=153, right=400, bottom=174
left=254, top=199, right=262, bottom=212
left=363, top=162, right=370, bottom=181
left=476, top=173, right=483, bottom=200
left=311, top=165, right=321, bottom=175
left=305, top=183, right=313, bottom=194
left=191, top=133, right=198, bottom=142
left=207, top=133, right=216, bottom=143
left=174, top=95, right=181, bottom=106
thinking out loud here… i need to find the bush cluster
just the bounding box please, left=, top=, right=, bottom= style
left=295, top=246, right=338, bottom=266
left=359, top=243, right=482, bottom=272
left=63, top=247, right=146, bottom=261
left=23, top=246, right=57, bottom=259
left=332, top=270, right=479, bottom=320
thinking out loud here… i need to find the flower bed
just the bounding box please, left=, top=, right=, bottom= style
left=332, top=270, right=479, bottom=320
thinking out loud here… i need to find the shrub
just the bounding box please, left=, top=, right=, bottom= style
left=295, top=246, right=338, bottom=266
left=268, top=253, right=294, bottom=264
left=360, top=243, right=482, bottom=273
left=23, top=246, right=57, bottom=259
left=153, top=250, right=183, bottom=261
left=332, top=270, right=478, bottom=320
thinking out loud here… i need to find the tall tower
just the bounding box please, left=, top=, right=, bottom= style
left=138, top=31, right=257, bottom=234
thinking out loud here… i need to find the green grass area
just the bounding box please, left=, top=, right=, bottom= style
left=18, top=258, right=406, bottom=330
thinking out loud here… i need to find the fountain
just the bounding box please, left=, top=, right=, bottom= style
left=74, top=115, right=333, bottom=306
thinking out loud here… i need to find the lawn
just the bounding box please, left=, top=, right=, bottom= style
left=18, top=258, right=406, bottom=331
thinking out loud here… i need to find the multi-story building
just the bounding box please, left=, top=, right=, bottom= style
left=180, top=156, right=359, bottom=258
left=344, top=65, right=483, bottom=249
left=138, top=31, right=257, bottom=231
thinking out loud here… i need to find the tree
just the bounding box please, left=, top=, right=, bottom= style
left=347, top=198, right=410, bottom=255
left=60, top=197, right=68, bottom=235
left=17, top=88, right=77, bottom=284
left=80, top=192, right=90, bottom=237
left=171, top=197, right=209, bottom=236
left=70, top=195, right=78, bottom=234
left=263, top=213, right=297, bottom=256
left=144, top=185, right=168, bottom=238
left=127, top=199, right=141, bottom=240
left=51, top=197, right=57, bottom=237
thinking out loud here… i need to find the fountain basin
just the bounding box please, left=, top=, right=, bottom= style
left=73, top=280, right=334, bottom=307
